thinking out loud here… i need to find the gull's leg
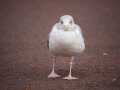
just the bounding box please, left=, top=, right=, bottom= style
left=48, top=56, right=60, bottom=78
left=63, top=56, right=77, bottom=80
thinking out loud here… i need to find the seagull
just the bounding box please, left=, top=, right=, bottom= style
left=47, top=15, right=85, bottom=80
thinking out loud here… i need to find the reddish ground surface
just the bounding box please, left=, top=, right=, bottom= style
left=0, top=0, right=120, bottom=90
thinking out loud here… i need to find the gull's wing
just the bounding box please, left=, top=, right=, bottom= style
left=75, top=24, right=84, bottom=42
left=47, top=23, right=59, bottom=50
left=47, top=35, right=50, bottom=49
left=75, top=24, right=82, bottom=34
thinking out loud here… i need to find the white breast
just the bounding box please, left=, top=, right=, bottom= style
left=49, top=24, right=85, bottom=57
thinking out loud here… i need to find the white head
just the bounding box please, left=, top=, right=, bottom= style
left=58, top=15, right=75, bottom=31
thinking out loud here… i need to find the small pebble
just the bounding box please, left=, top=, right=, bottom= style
left=112, top=78, right=116, bottom=81
left=103, top=53, right=108, bottom=55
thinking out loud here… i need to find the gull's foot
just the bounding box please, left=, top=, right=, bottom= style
left=48, top=71, right=60, bottom=78
left=63, top=75, right=77, bottom=80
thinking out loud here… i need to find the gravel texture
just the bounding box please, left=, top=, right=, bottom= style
left=0, top=0, right=120, bottom=90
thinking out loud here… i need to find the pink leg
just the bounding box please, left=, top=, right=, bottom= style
left=63, top=56, right=77, bottom=80
left=48, top=56, right=60, bottom=78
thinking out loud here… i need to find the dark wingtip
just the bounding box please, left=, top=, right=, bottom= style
left=47, top=35, right=50, bottom=49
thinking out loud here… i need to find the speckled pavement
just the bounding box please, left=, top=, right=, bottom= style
left=0, top=0, right=120, bottom=90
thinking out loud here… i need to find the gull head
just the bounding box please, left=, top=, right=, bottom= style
left=59, top=15, right=75, bottom=31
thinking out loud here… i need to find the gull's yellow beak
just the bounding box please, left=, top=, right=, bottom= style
left=64, top=25, right=68, bottom=30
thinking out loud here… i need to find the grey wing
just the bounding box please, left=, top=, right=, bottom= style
left=47, top=35, right=50, bottom=49
left=75, top=24, right=82, bottom=34
left=75, top=24, right=84, bottom=42
left=47, top=23, right=58, bottom=49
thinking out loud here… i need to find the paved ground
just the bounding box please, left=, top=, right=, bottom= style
left=0, top=0, right=120, bottom=90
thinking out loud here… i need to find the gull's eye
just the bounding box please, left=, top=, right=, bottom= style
left=70, top=20, right=72, bottom=24
left=61, top=21, right=63, bottom=24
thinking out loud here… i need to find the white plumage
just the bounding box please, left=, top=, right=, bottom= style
left=47, top=15, right=85, bottom=80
